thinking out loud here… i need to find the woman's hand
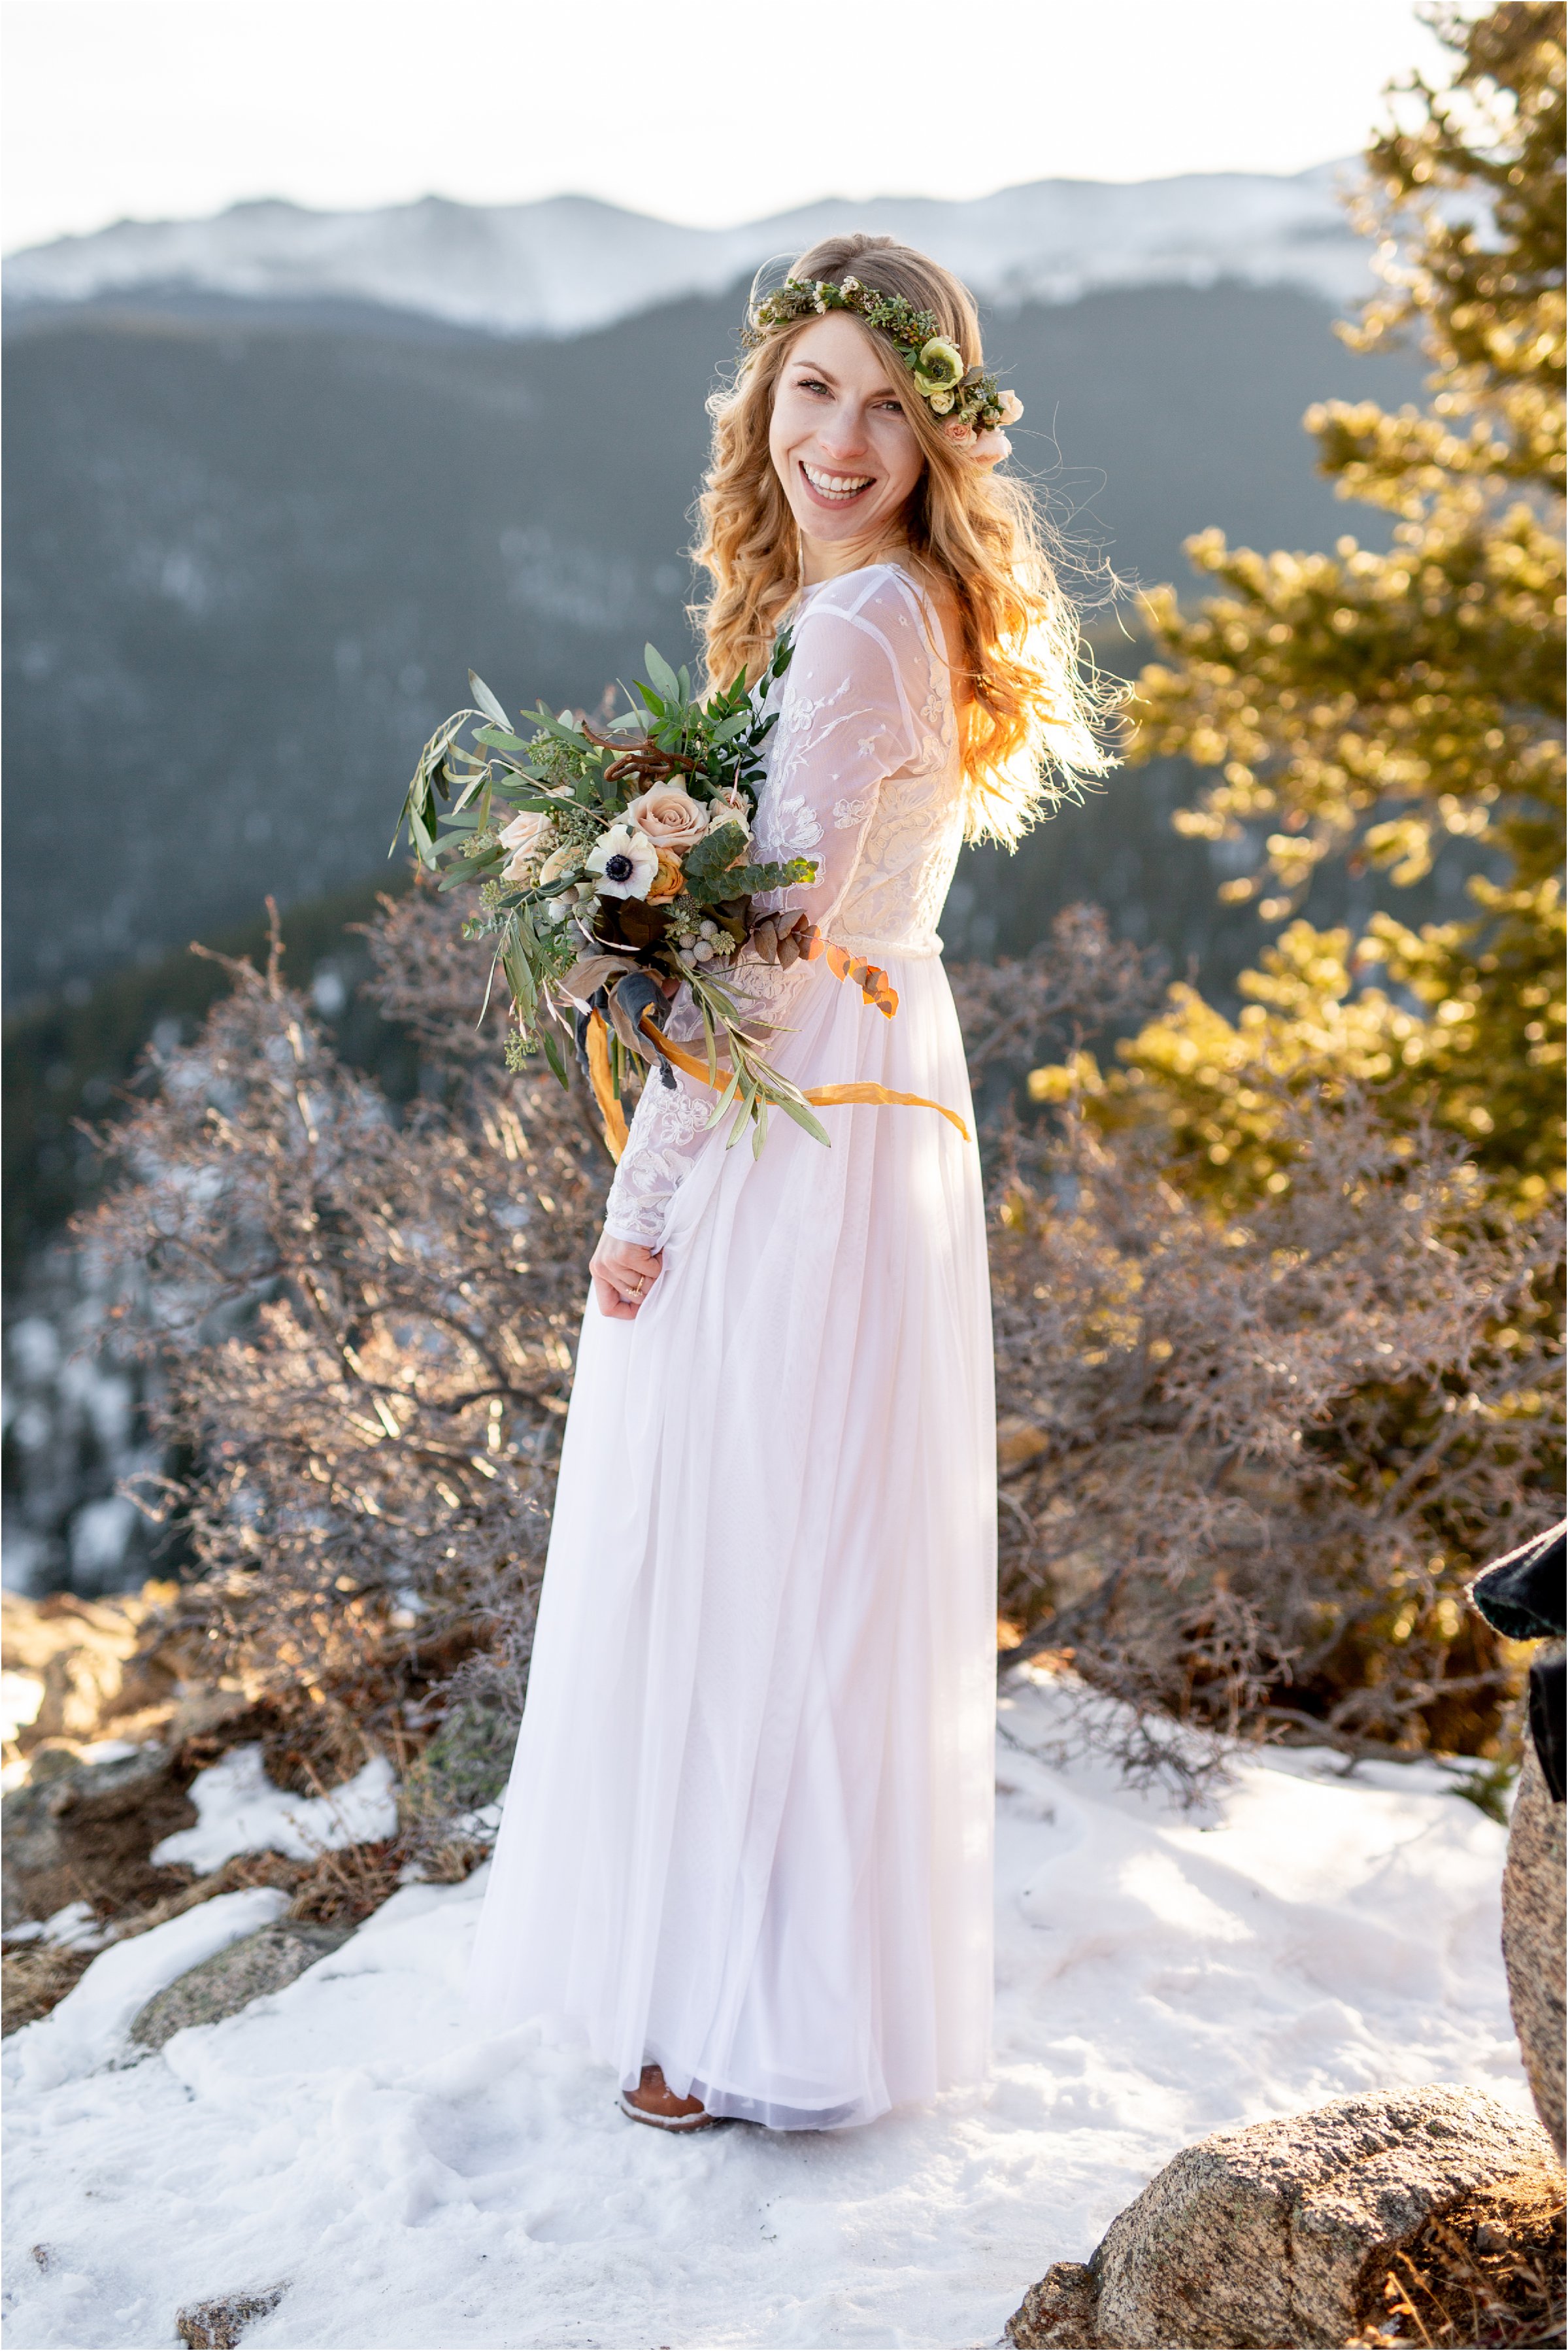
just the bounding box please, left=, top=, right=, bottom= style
left=590, top=1232, right=663, bottom=1321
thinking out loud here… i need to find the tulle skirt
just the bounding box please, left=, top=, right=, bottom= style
left=467, top=950, right=996, bottom=2128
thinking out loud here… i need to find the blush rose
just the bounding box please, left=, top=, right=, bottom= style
left=627, top=785, right=707, bottom=851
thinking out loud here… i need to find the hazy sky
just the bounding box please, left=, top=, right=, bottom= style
left=3, top=0, right=1454, bottom=254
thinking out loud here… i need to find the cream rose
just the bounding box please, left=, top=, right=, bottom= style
left=997, top=388, right=1025, bottom=428
left=626, top=784, right=706, bottom=851
left=498, top=807, right=552, bottom=882
left=705, top=788, right=752, bottom=840
left=538, top=843, right=578, bottom=885
left=942, top=417, right=978, bottom=447
left=969, top=428, right=1012, bottom=469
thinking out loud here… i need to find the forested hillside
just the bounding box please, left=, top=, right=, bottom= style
left=3, top=278, right=1425, bottom=1004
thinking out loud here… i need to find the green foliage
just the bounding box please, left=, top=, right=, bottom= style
left=1118, top=3, right=1564, bottom=1208
left=392, top=636, right=826, bottom=1151
left=399, top=1697, right=518, bottom=1831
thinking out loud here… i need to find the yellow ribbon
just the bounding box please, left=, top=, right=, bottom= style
left=637, top=1015, right=970, bottom=1142
left=584, top=1000, right=971, bottom=1164
left=585, top=1010, right=631, bottom=1161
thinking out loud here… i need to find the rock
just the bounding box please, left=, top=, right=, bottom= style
left=1, top=1587, right=178, bottom=1744
left=131, top=1920, right=350, bottom=2048
left=175, top=2284, right=288, bottom=2348
left=1007, top=2263, right=1098, bottom=2348
left=1005, top=2086, right=1558, bottom=2349
left=998, top=1417, right=1050, bottom=1472
left=1, top=1744, right=195, bottom=1929
left=1503, top=1736, right=1566, bottom=2161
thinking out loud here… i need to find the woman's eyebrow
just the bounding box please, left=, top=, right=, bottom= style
left=791, top=361, right=902, bottom=399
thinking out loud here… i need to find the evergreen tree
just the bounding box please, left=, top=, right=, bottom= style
left=1106, top=3, right=1563, bottom=1208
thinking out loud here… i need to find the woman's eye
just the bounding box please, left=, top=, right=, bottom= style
left=797, top=376, right=830, bottom=396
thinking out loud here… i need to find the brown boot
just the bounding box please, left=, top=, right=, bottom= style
left=618, top=2063, right=722, bottom=2132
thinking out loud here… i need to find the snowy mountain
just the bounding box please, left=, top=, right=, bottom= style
left=2, top=165, right=1371, bottom=336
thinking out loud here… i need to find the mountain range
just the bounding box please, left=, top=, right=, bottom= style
left=4, top=169, right=1437, bottom=1011
left=3, top=166, right=1373, bottom=339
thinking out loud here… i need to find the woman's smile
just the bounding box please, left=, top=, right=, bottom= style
left=799, top=460, right=876, bottom=505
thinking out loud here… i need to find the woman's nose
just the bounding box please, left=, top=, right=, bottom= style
left=816, top=405, right=871, bottom=458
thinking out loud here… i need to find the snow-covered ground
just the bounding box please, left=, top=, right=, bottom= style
left=3, top=1670, right=1528, bottom=2351
left=148, top=1743, right=399, bottom=1874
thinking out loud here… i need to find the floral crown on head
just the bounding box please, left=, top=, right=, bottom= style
left=744, top=274, right=1024, bottom=456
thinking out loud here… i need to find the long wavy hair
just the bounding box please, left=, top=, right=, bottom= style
left=692, top=232, right=1115, bottom=845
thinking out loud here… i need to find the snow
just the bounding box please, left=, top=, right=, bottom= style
left=2, top=165, right=1375, bottom=338
left=8, top=1888, right=288, bottom=2097
left=2, top=1670, right=1529, bottom=2350
left=149, top=1743, right=399, bottom=1871
left=3, top=1901, right=110, bottom=1953
left=1, top=1667, right=44, bottom=1743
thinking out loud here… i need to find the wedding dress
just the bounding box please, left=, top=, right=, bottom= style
left=469, top=561, right=997, bottom=2129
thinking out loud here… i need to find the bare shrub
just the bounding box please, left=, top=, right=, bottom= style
left=1355, top=2170, right=1567, bottom=2350
left=946, top=904, right=1163, bottom=1147
left=84, top=900, right=607, bottom=1804
left=991, top=1092, right=1563, bottom=1788
left=81, top=883, right=1560, bottom=1820
left=1, top=1942, right=95, bottom=2036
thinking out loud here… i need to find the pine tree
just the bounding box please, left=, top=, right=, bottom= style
left=1110, top=3, right=1563, bottom=1208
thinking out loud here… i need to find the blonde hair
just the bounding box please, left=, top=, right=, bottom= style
left=692, top=232, right=1114, bottom=845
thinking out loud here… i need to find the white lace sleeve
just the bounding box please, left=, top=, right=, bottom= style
left=601, top=570, right=939, bottom=1252
left=601, top=994, right=713, bottom=1248
left=751, top=571, right=924, bottom=938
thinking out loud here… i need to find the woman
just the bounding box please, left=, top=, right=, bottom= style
left=469, top=233, right=1107, bottom=2131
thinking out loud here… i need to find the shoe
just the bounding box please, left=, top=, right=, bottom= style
left=618, top=2063, right=724, bottom=2132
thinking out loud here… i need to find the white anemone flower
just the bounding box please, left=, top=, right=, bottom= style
left=586, top=822, right=658, bottom=901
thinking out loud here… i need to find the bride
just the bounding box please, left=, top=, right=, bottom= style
left=469, top=232, right=1106, bottom=2131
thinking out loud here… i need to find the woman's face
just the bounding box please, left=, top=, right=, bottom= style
left=769, top=313, right=926, bottom=573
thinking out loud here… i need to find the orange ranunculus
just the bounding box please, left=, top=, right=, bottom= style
left=646, top=848, right=686, bottom=904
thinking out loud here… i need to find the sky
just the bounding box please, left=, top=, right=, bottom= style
left=2, top=0, right=1455, bottom=254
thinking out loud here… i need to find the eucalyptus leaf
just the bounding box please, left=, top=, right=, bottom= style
left=775, top=1095, right=832, bottom=1148
left=469, top=671, right=512, bottom=729
left=541, top=1027, right=569, bottom=1088
left=643, top=643, right=681, bottom=703
left=474, top=726, right=537, bottom=754
left=727, top=1085, right=756, bottom=1149
left=707, top=1066, right=742, bottom=1128
left=503, top=939, right=537, bottom=1023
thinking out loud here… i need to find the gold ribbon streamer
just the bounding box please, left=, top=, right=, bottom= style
left=638, top=1016, right=971, bottom=1143
left=586, top=1009, right=631, bottom=1162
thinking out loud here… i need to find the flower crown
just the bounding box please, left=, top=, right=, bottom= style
left=744, top=273, right=1024, bottom=450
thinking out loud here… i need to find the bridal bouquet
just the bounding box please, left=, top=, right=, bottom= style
left=394, top=639, right=902, bottom=1159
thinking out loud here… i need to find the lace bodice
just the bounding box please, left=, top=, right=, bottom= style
left=603, top=563, right=965, bottom=1247
left=750, top=564, right=963, bottom=956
